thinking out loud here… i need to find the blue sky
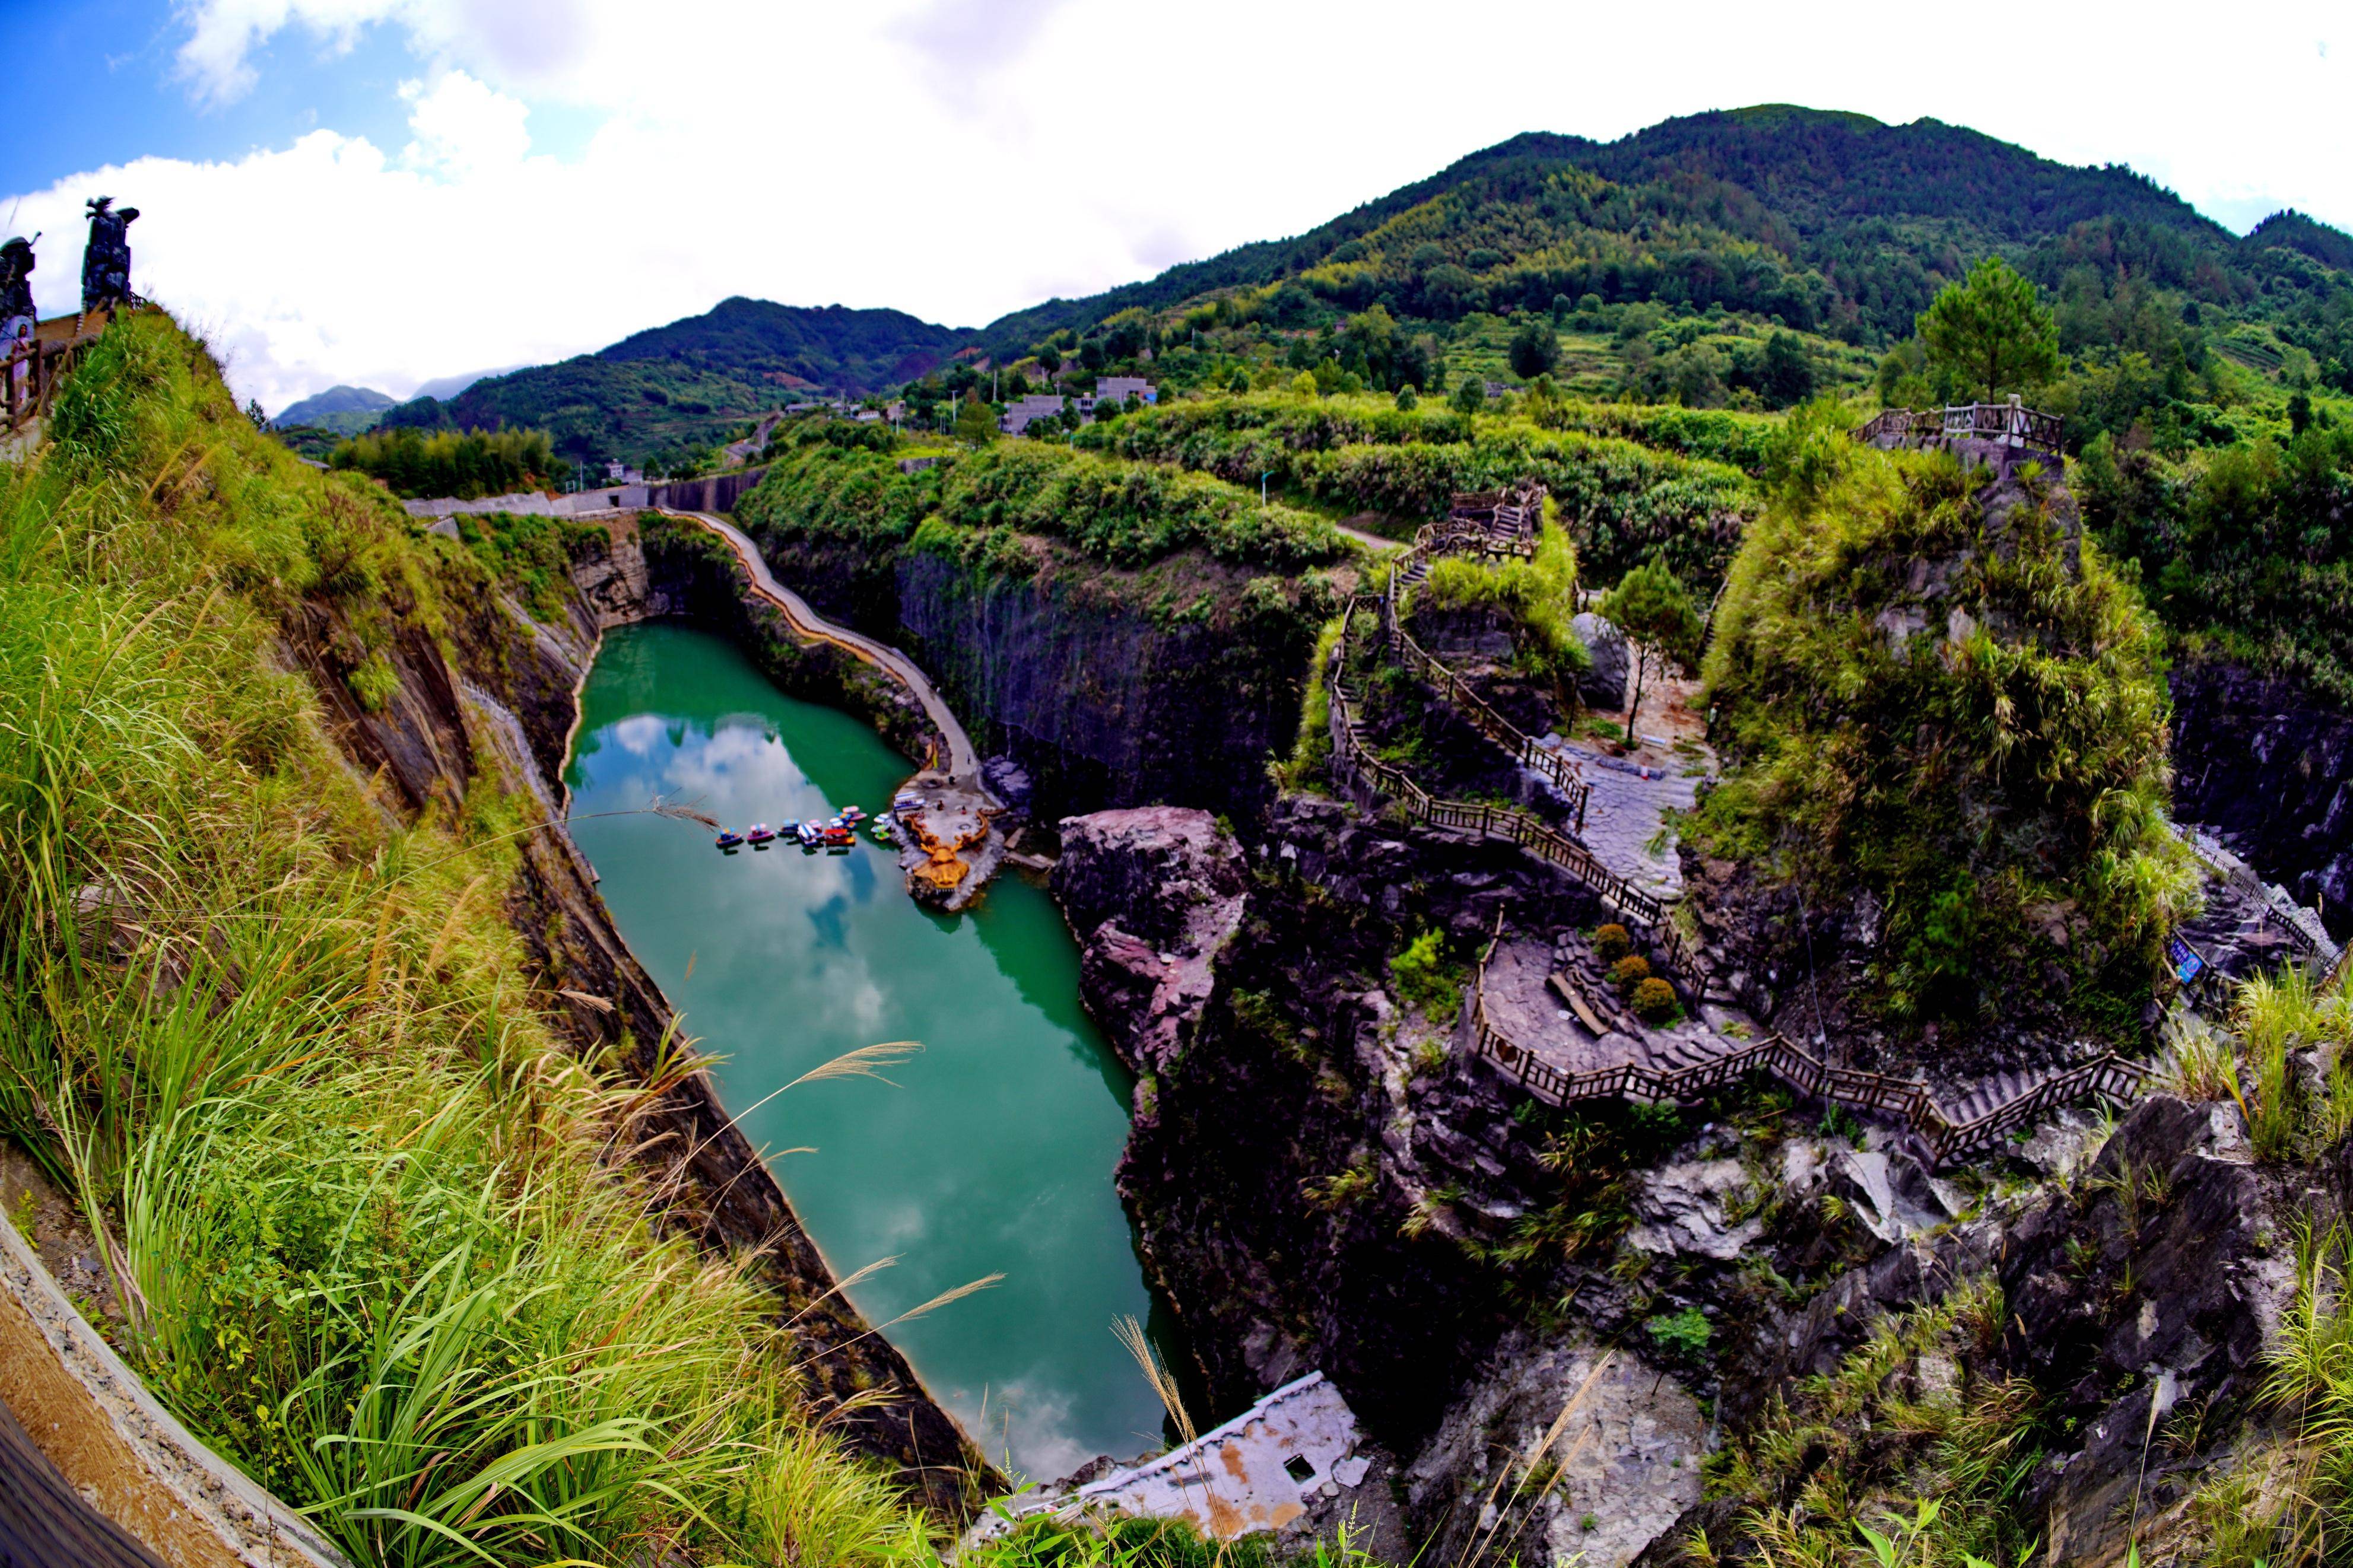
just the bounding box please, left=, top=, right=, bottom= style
left=5, top=0, right=2345, bottom=414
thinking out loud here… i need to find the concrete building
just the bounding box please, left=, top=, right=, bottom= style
left=1001, top=393, right=1075, bottom=437
left=966, top=1373, right=1373, bottom=1546
left=1095, top=376, right=1159, bottom=407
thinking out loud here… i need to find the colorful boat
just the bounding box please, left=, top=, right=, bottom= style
left=745, top=822, right=775, bottom=845
left=715, top=829, right=744, bottom=850
left=796, top=821, right=823, bottom=848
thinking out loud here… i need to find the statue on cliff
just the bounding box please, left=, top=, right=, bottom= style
left=80, top=197, right=139, bottom=319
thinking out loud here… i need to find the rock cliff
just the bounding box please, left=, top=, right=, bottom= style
left=737, top=522, right=1332, bottom=825
left=2170, top=655, right=2353, bottom=937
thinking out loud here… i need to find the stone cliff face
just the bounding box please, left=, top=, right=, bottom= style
left=1056, top=787, right=2314, bottom=1564
left=1055, top=809, right=1247, bottom=1076
left=2170, top=656, right=2353, bottom=937
left=280, top=519, right=988, bottom=1513
left=737, top=523, right=1326, bottom=825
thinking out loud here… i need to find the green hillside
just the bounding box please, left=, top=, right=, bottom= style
left=379, top=298, right=972, bottom=472
left=274, top=382, right=395, bottom=435
left=361, top=105, right=2353, bottom=486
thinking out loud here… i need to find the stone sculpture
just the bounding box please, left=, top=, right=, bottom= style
left=80, top=197, right=139, bottom=317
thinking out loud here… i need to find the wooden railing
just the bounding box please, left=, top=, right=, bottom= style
left=1460, top=934, right=2146, bottom=1167
left=1854, top=400, right=2063, bottom=461
left=1328, top=603, right=1699, bottom=969
left=1386, top=613, right=1591, bottom=831
left=4, top=333, right=91, bottom=433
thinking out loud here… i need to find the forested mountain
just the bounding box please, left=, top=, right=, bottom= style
left=273, top=382, right=394, bottom=434
left=377, top=298, right=970, bottom=470
left=982, top=105, right=2346, bottom=357
left=353, top=106, right=2353, bottom=469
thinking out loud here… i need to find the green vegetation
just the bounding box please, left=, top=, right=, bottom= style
left=1412, top=520, right=1588, bottom=686
left=961, top=1514, right=1385, bottom=1568
left=1916, top=257, right=2063, bottom=401
left=1, top=313, right=931, bottom=1566
left=1388, top=928, right=1462, bottom=1016
left=1705, top=1277, right=2041, bottom=1568
left=1598, top=557, right=1700, bottom=724
left=1697, top=410, right=2196, bottom=1022
left=453, top=508, right=611, bottom=622
left=383, top=298, right=963, bottom=469
left=1643, top=1307, right=1711, bottom=1362
left=2079, top=421, right=2353, bottom=700
left=329, top=424, right=555, bottom=500
left=1079, top=394, right=1753, bottom=589
left=739, top=443, right=1345, bottom=572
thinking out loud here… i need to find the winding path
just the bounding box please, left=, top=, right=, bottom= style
left=661, top=508, right=987, bottom=792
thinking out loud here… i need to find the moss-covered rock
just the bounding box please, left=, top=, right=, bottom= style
left=1696, top=412, right=2198, bottom=1025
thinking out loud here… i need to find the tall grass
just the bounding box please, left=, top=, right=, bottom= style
left=0, top=314, right=932, bottom=1566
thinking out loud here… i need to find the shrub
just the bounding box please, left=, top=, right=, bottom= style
left=1630, top=977, right=1681, bottom=1024
left=1390, top=929, right=1461, bottom=1015
left=1608, top=953, right=1653, bottom=993
left=1645, top=1307, right=1712, bottom=1362
left=1592, top=923, right=1634, bottom=963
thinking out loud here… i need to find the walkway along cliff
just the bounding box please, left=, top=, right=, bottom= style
left=657, top=507, right=1006, bottom=908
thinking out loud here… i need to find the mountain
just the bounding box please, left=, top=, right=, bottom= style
left=411, top=364, right=526, bottom=402
left=378, top=299, right=971, bottom=467
left=976, top=105, right=2347, bottom=357
left=374, top=106, right=2353, bottom=465
left=274, top=383, right=395, bottom=434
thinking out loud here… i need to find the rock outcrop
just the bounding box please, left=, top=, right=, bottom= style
left=2171, top=655, right=2353, bottom=938
left=1570, top=610, right=1629, bottom=711
left=1055, top=808, right=1247, bottom=1077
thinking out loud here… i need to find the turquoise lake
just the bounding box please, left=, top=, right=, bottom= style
left=563, top=620, right=1170, bottom=1480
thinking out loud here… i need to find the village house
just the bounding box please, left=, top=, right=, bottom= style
left=1094, top=376, right=1158, bottom=407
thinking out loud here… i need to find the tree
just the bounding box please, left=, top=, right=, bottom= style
left=954, top=392, right=998, bottom=446
left=1508, top=320, right=1560, bottom=381
left=1453, top=374, right=1485, bottom=414
left=1600, top=559, right=1700, bottom=731
left=1760, top=330, right=1815, bottom=406
left=1395, top=384, right=1419, bottom=411
left=1917, top=257, right=2060, bottom=401
left=1036, top=344, right=1063, bottom=375
left=1227, top=368, right=1250, bottom=394
left=1290, top=370, right=1319, bottom=398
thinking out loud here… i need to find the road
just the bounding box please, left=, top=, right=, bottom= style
left=662, top=508, right=987, bottom=790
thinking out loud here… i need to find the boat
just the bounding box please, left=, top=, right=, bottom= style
left=796, top=821, right=823, bottom=848
left=840, top=805, right=868, bottom=823
left=869, top=818, right=896, bottom=844
left=715, top=829, right=744, bottom=850
left=822, top=823, right=855, bottom=851
left=745, top=822, right=775, bottom=845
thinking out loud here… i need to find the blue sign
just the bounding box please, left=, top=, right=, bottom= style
left=2167, top=934, right=2205, bottom=986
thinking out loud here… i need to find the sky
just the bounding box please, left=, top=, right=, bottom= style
left=2, top=0, right=2346, bottom=416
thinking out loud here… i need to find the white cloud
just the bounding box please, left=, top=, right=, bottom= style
left=17, top=0, right=2346, bottom=412
left=398, top=71, right=529, bottom=174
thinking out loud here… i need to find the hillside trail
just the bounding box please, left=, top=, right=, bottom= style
left=661, top=508, right=987, bottom=793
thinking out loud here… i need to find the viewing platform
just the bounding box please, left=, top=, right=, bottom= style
left=1854, top=397, right=2062, bottom=462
